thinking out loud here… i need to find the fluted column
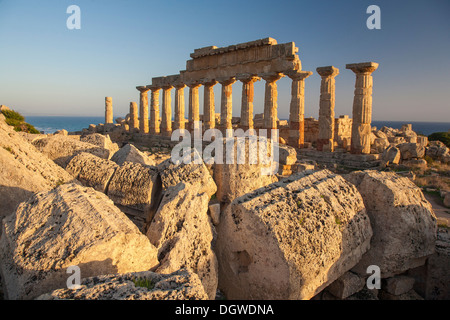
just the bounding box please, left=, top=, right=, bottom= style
left=161, top=85, right=173, bottom=136
left=316, top=66, right=339, bottom=152
left=129, top=102, right=139, bottom=132
left=261, top=72, right=283, bottom=131
left=187, top=81, right=201, bottom=132
left=347, top=62, right=379, bottom=154
left=286, top=71, right=313, bottom=148
left=237, top=74, right=260, bottom=132
left=173, top=82, right=186, bottom=131
left=105, top=97, right=113, bottom=124
left=218, top=77, right=236, bottom=135
left=136, top=86, right=149, bottom=134
left=147, top=85, right=161, bottom=134
left=200, top=79, right=217, bottom=130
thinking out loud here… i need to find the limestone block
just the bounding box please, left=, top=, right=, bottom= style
left=326, top=271, right=365, bottom=299
left=37, top=268, right=208, bottom=300
left=54, top=129, right=68, bottom=136
left=378, top=289, right=423, bottom=300
left=345, top=170, right=437, bottom=278
left=216, top=170, right=373, bottom=300
left=383, top=276, right=415, bottom=296
left=0, top=116, right=74, bottom=219
left=80, top=133, right=119, bottom=158
left=32, top=135, right=110, bottom=167
left=209, top=203, right=221, bottom=226
left=382, top=146, right=401, bottom=165
left=444, top=193, right=450, bottom=208
left=65, top=152, right=118, bottom=193
left=111, top=144, right=156, bottom=166
left=398, top=143, right=425, bottom=160
left=371, top=137, right=389, bottom=154
left=403, top=158, right=427, bottom=169
left=0, top=183, right=159, bottom=300
left=278, top=144, right=297, bottom=165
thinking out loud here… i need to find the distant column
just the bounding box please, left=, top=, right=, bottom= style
left=261, top=72, right=283, bottom=131
left=161, top=85, right=173, bottom=136
left=105, top=97, right=113, bottom=124
left=346, top=62, right=379, bottom=154
left=201, top=79, right=218, bottom=130
left=173, top=82, right=186, bottom=131
left=286, top=71, right=312, bottom=148
left=237, top=74, right=260, bottom=132
left=147, top=86, right=161, bottom=134
left=136, top=86, right=149, bottom=134
left=218, top=77, right=236, bottom=136
left=316, top=66, right=339, bottom=152
left=187, top=81, right=201, bottom=132
left=129, top=102, right=139, bottom=132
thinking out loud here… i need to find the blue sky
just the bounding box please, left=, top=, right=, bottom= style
left=0, top=0, right=449, bottom=121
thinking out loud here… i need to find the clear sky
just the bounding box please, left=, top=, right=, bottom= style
left=0, top=0, right=449, bottom=122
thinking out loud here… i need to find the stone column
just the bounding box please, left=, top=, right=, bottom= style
left=105, top=97, right=113, bottom=124
left=237, top=74, right=260, bottom=132
left=161, top=85, right=173, bottom=136
left=346, top=62, right=379, bottom=154
left=147, top=86, right=161, bottom=134
left=261, top=72, right=283, bottom=131
left=173, top=82, right=186, bottom=131
left=129, top=102, right=139, bottom=132
left=136, top=86, right=149, bottom=134
left=187, top=81, right=201, bottom=132
left=201, top=79, right=217, bottom=130
left=218, top=77, right=236, bottom=135
left=316, top=66, right=339, bottom=152
left=286, top=71, right=313, bottom=148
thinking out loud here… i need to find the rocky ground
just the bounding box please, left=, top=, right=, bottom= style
left=0, top=113, right=449, bottom=300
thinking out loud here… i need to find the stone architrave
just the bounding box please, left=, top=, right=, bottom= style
left=286, top=71, right=313, bottom=148
left=173, top=82, right=186, bottom=131
left=261, top=72, right=283, bottom=131
left=136, top=86, right=150, bottom=134
left=200, top=79, right=218, bottom=130
left=147, top=85, right=161, bottom=134
left=218, top=77, right=236, bottom=136
left=161, top=85, right=173, bottom=136
left=316, top=66, right=339, bottom=152
left=237, top=74, right=260, bottom=132
left=105, top=97, right=113, bottom=124
left=129, top=102, right=139, bottom=132
left=346, top=62, right=379, bottom=154
left=186, top=81, right=201, bottom=132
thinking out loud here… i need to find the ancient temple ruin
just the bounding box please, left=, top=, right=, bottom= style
left=105, top=37, right=378, bottom=155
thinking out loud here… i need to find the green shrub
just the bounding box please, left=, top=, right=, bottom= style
left=428, top=132, right=450, bottom=148
left=132, top=277, right=154, bottom=290
left=1, top=109, right=39, bottom=134
left=1, top=109, right=24, bottom=122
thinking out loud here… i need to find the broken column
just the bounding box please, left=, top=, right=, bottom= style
left=105, top=97, right=113, bottom=124
left=136, top=86, right=149, bottom=134
left=201, top=79, right=217, bottom=130
left=316, top=66, right=339, bottom=152
left=173, top=82, right=186, bottom=131
left=286, top=71, right=313, bottom=148
left=148, top=85, right=161, bottom=134
left=187, top=81, right=201, bottom=132
left=129, top=102, right=139, bottom=132
left=346, top=62, right=379, bottom=154
left=261, top=72, right=283, bottom=132
left=218, top=77, right=236, bottom=136
left=161, top=84, right=173, bottom=136
left=237, top=74, right=260, bottom=132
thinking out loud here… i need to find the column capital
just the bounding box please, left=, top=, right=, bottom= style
left=286, top=70, right=313, bottom=81
left=185, top=80, right=202, bottom=88
left=146, top=85, right=161, bottom=91
left=236, top=73, right=260, bottom=83
left=316, top=66, right=339, bottom=78
left=172, top=81, right=186, bottom=89
left=260, top=72, right=284, bottom=82
left=136, top=86, right=150, bottom=93
left=346, top=62, right=379, bottom=74
left=217, top=76, right=236, bottom=86
left=161, top=84, right=174, bottom=90
left=199, top=78, right=218, bottom=87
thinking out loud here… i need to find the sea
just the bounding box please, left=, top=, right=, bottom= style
left=25, top=116, right=450, bottom=136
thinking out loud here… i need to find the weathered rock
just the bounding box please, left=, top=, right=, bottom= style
left=111, top=144, right=156, bottom=166
left=381, top=146, right=401, bottom=165
left=209, top=203, right=221, bottom=226
left=371, top=137, right=389, bottom=154
left=398, top=142, right=425, bottom=160
left=403, top=158, right=427, bottom=169
left=444, top=193, right=450, bottom=208
left=345, top=170, right=437, bottom=278
left=80, top=133, right=119, bottom=158
left=37, top=268, right=208, bottom=300
left=216, top=170, right=373, bottom=300
left=147, top=149, right=218, bottom=299
left=326, top=271, right=365, bottom=299
left=65, top=152, right=118, bottom=193
left=0, top=183, right=159, bottom=300
left=382, top=276, right=415, bottom=296
left=32, top=134, right=110, bottom=167
left=54, top=129, right=68, bottom=136
left=379, top=289, right=423, bottom=300
left=0, top=115, right=74, bottom=219
left=278, top=144, right=297, bottom=165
